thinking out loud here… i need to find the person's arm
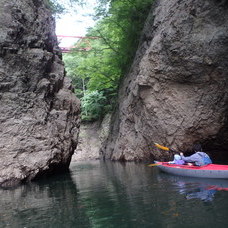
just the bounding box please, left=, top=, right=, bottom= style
left=180, top=153, right=199, bottom=163
left=168, top=160, right=175, bottom=164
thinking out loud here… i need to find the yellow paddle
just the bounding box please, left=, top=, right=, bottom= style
left=154, top=143, right=170, bottom=151
left=148, top=143, right=175, bottom=167
left=148, top=163, right=161, bottom=167
left=154, top=143, right=178, bottom=153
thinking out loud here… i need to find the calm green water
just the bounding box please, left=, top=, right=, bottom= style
left=1, top=160, right=228, bottom=228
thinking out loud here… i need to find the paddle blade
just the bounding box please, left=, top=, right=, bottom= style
left=148, top=163, right=161, bottom=167
left=154, top=143, right=169, bottom=151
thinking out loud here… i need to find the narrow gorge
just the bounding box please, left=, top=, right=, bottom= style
left=1, top=0, right=228, bottom=188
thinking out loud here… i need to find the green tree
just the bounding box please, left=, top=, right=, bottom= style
left=62, top=0, right=153, bottom=121
left=81, top=91, right=108, bottom=121
left=45, top=0, right=85, bottom=16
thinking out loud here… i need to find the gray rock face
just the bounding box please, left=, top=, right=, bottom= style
left=72, top=114, right=111, bottom=161
left=101, top=0, right=228, bottom=161
left=0, top=0, right=80, bottom=187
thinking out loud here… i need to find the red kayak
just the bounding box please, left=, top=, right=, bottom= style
left=154, top=162, right=228, bottom=179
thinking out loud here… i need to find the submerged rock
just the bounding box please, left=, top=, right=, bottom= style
left=101, top=0, right=228, bottom=161
left=0, top=0, right=80, bottom=187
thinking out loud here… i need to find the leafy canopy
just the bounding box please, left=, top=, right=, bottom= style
left=45, top=0, right=85, bottom=16
left=57, top=0, right=153, bottom=121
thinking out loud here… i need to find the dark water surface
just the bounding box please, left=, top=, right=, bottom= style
left=1, top=161, right=228, bottom=228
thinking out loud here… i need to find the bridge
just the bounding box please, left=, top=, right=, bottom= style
left=57, top=35, right=99, bottom=53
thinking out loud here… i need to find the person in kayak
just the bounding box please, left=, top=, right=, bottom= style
left=180, top=144, right=212, bottom=166
left=168, top=154, right=185, bottom=165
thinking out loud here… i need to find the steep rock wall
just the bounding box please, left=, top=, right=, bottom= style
left=101, top=0, right=228, bottom=161
left=72, top=114, right=111, bottom=161
left=0, top=0, right=80, bottom=187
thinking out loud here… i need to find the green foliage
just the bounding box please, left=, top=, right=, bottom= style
left=45, top=0, right=85, bottom=16
left=81, top=91, right=110, bottom=121
left=44, top=0, right=66, bottom=15
left=63, top=0, right=153, bottom=121
left=102, top=0, right=153, bottom=74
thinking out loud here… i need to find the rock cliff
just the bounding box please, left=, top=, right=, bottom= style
left=0, top=0, right=80, bottom=187
left=72, top=114, right=111, bottom=161
left=101, top=0, right=228, bottom=162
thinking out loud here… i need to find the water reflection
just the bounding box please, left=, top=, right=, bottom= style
left=157, top=172, right=228, bottom=202
left=0, top=171, right=91, bottom=228
left=70, top=161, right=228, bottom=227
left=0, top=161, right=228, bottom=227
left=69, top=161, right=159, bottom=228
